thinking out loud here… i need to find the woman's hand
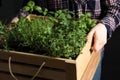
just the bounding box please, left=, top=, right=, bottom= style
left=87, top=23, right=107, bottom=53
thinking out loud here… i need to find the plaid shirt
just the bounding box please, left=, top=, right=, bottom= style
left=37, top=0, right=120, bottom=37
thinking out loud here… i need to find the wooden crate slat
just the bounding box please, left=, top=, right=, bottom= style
left=0, top=50, right=76, bottom=70
left=81, top=51, right=100, bottom=80
left=65, top=62, right=76, bottom=80
left=0, top=60, right=66, bottom=80
left=0, top=72, right=51, bottom=80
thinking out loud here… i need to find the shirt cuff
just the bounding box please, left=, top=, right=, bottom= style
left=99, top=18, right=113, bottom=39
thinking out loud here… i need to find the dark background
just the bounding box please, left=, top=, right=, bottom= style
left=0, top=0, right=27, bottom=24
left=101, top=27, right=120, bottom=80
left=0, top=0, right=120, bottom=79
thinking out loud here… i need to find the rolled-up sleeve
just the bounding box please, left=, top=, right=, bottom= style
left=100, top=0, right=120, bottom=38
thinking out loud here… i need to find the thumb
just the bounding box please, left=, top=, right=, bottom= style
left=87, top=29, right=95, bottom=52
left=87, top=29, right=95, bottom=43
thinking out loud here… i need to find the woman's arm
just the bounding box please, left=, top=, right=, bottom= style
left=100, top=0, right=120, bottom=38
left=87, top=0, right=120, bottom=52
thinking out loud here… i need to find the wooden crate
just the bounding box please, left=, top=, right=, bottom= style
left=0, top=38, right=100, bottom=80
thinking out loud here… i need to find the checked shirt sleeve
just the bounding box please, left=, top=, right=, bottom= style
left=100, top=0, right=120, bottom=38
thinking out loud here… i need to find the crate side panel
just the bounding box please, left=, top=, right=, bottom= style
left=0, top=50, right=76, bottom=70
left=0, top=72, right=52, bottom=80
left=0, top=59, right=66, bottom=80
left=75, top=37, right=92, bottom=80
left=81, top=51, right=100, bottom=80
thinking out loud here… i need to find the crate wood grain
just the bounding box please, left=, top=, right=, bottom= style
left=0, top=39, right=100, bottom=80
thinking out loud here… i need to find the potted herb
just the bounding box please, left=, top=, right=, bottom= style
left=0, top=0, right=100, bottom=80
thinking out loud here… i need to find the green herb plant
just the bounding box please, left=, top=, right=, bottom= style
left=2, top=6, right=96, bottom=59
left=22, top=0, right=48, bottom=16
left=0, top=22, right=9, bottom=49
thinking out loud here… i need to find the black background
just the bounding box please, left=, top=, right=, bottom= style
left=0, top=0, right=27, bottom=24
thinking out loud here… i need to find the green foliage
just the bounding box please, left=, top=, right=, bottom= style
left=22, top=0, right=42, bottom=13
left=0, top=22, right=8, bottom=49
left=1, top=8, right=96, bottom=59
left=22, top=0, right=49, bottom=16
